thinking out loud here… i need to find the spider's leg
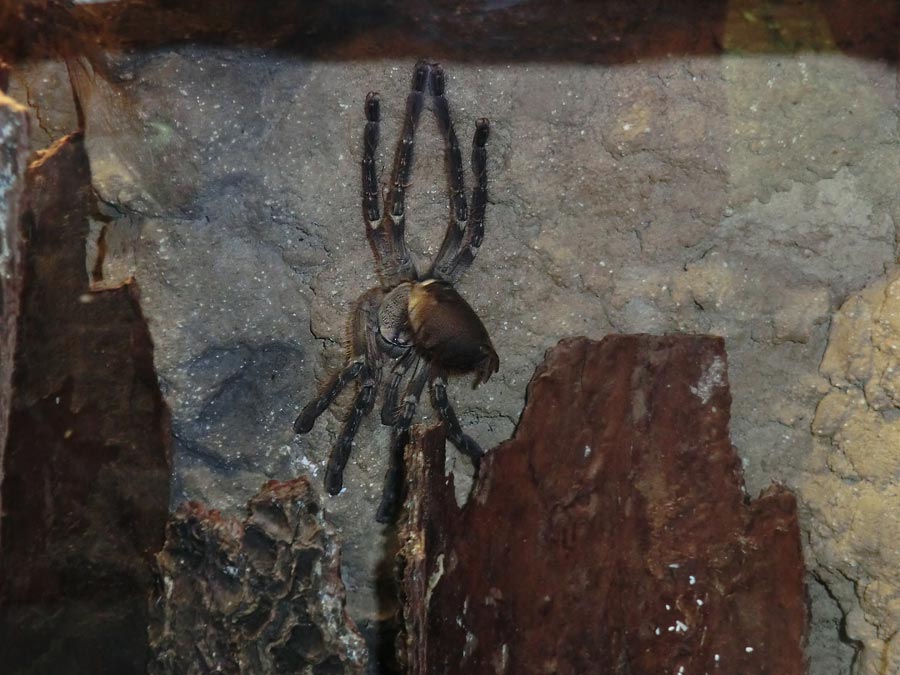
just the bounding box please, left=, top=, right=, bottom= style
left=362, top=92, right=394, bottom=281
left=431, top=375, right=485, bottom=464
left=428, top=64, right=467, bottom=277
left=324, top=366, right=381, bottom=495
left=379, top=61, right=428, bottom=284
left=381, top=348, right=417, bottom=425
left=293, top=358, right=365, bottom=433
left=376, top=360, right=430, bottom=523
left=432, top=117, right=490, bottom=283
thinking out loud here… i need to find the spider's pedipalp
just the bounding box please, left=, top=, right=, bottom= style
left=293, top=357, right=365, bottom=434
left=431, top=375, right=485, bottom=463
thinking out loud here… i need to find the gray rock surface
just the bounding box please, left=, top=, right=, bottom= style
left=8, top=7, right=900, bottom=670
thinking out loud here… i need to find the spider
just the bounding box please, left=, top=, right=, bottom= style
left=293, top=62, right=498, bottom=523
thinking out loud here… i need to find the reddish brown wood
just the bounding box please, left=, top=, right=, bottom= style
left=400, top=335, right=807, bottom=675
left=0, top=134, right=171, bottom=673
left=0, top=91, right=28, bottom=523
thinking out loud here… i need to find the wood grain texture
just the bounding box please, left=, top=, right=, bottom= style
left=400, top=335, right=807, bottom=675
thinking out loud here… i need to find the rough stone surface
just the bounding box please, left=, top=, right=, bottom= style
left=801, top=268, right=900, bottom=674
left=400, top=336, right=808, bottom=674
left=5, top=2, right=900, bottom=672
left=0, top=134, right=171, bottom=674
left=0, top=90, right=29, bottom=531
left=149, top=476, right=367, bottom=675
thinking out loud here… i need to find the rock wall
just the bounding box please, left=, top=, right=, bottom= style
left=803, top=269, right=900, bottom=673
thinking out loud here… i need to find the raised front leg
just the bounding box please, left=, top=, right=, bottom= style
left=362, top=92, right=395, bottom=282
left=429, top=64, right=468, bottom=275
left=378, top=61, right=429, bottom=284
left=431, top=116, right=490, bottom=283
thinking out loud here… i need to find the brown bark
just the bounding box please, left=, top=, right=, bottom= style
left=0, top=91, right=29, bottom=535
left=400, top=335, right=807, bottom=675
left=0, top=133, right=171, bottom=674
left=149, top=477, right=367, bottom=675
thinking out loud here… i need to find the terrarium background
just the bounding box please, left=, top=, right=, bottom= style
left=3, top=1, right=900, bottom=673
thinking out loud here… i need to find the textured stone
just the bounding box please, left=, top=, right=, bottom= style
left=0, top=134, right=171, bottom=674
left=149, top=477, right=367, bottom=675
left=801, top=268, right=900, bottom=674
left=400, top=336, right=808, bottom=675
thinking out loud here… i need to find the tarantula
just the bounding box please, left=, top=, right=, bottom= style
left=294, top=62, right=498, bottom=522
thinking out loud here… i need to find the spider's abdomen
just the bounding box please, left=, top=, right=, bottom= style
left=408, top=279, right=499, bottom=385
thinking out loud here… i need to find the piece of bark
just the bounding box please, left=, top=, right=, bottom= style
left=0, top=91, right=29, bottom=525
left=0, top=134, right=171, bottom=673
left=149, top=477, right=367, bottom=675
left=400, top=335, right=807, bottom=675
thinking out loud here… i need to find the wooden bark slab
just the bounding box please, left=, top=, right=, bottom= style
left=0, top=89, right=29, bottom=527
left=0, top=134, right=171, bottom=674
left=400, top=335, right=807, bottom=675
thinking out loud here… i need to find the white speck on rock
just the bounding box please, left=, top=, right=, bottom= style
left=690, top=356, right=725, bottom=404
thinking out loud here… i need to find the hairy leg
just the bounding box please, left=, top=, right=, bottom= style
left=361, top=92, right=394, bottom=282
left=376, top=361, right=430, bottom=523
left=428, top=64, right=468, bottom=277
left=432, top=117, right=490, bottom=283
left=431, top=375, right=484, bottom=462
left=293, top=357, right=365, bottom=433
left=324, top=366, right=381, bottom=495
left=381, top=349, right=417, bottom=425
left=378, top=61, right=429, bottom=284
